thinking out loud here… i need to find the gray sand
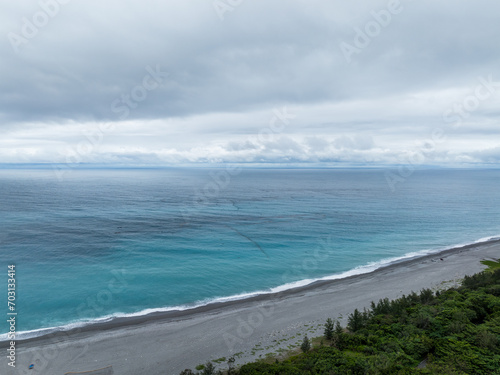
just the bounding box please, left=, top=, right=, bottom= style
left=2, top=240, right=499, bottom=375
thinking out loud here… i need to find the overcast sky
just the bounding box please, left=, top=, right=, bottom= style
left=1, top=0, right=499, bottom=166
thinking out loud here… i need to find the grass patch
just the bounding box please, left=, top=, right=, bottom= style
left=481, top=258, right=500, bottom=271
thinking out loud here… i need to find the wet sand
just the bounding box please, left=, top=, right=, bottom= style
left=2, top=239, right=499, bottom=375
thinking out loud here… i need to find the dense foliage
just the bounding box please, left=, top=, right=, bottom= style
left=181, top=269, right=500, bottom=374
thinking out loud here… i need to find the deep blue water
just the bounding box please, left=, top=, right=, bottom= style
left=1, top=168, right=499, bottom=338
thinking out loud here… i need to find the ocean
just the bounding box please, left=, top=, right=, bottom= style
left=1, top=167, right=499, bottom=340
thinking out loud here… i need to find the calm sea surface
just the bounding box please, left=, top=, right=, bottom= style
left=1, top=168, right=499, bottom=338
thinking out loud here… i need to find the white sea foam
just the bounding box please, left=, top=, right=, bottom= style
left=3, top=234, right=499, bottom=342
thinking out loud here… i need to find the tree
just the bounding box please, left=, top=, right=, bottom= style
left=333, top=320, right=345, bottom=350
left=301, top=334, right=311, bottom=352
left=347, top=308, right=365, bottom=332
left=202, top=362, right=216, bottom=375
left=227, top=356, right=236, bottom=374
left=324, top=318, right=334, bottom=340
left=334, top=320, right=343, bottom=336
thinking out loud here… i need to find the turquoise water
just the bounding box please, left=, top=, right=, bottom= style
left=1, top=168, right=499, bottom=338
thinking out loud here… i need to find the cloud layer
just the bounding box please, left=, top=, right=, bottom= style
left=1, top=0, right=499, bottom=166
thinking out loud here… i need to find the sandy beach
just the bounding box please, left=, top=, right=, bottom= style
left=2, top=239, right=499, bottom=375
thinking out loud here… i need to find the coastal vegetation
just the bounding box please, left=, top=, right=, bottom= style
left=300, top=335, right=311, bottom=353
left=481, top=258, right=500, bottom=272
left=180, top=268, right=500, bottom=374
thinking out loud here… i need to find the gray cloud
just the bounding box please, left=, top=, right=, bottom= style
left=1, top=0, right=499, bottom=166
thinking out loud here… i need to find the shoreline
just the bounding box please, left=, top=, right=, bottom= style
left=2, top=238, right=499, bottom=374
left=2, top=238, right=499, bottom=345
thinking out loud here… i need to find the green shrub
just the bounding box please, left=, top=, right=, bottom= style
left=324, top=317, right=334, bottom=340
left=300, top=334, right=311, bottom=352
left=187, top=269, right=500, bottom=374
